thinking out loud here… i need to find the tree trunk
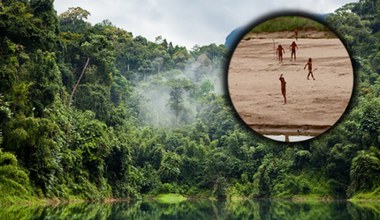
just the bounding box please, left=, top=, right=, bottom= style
left=69, top=57, right=90, bottom=107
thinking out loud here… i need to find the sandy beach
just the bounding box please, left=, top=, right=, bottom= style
left=228, top=35, right=353, bottom=138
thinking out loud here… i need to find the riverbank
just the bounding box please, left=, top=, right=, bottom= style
left=0, top=195, right=128, bottom=207
left=2, top=196, right=380, bottom=219
left=0, top=195, right=61, bottom=207
left=245, top=31, right=336, bottom=40
left=349, top=187, right=380, bottom=202
left=3, top=192, right=380, bottom=207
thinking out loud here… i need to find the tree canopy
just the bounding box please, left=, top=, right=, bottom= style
left=0, top=0, right=380, bottom=203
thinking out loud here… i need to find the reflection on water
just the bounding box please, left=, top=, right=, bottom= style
left=265, top=135, right=314, bottom=142
left=1, top=199, right=380, bottom=220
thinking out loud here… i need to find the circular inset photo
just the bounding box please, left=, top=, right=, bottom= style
left=227, top=15, right=354, bottom=142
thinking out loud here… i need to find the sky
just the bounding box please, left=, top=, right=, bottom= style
left=54, top=0, right=356, bottom=49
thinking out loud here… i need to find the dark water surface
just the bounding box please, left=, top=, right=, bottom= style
left=1, top=199, right=379, bottom=219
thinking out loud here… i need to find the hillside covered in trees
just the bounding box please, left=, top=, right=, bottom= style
left=0, top=0, right=379, bottom=204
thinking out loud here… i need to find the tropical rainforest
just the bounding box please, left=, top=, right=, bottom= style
left=0, top=0, right=379, bottom=204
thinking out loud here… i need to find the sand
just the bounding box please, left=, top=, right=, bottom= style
left=228, top=35, right=353, bottom=137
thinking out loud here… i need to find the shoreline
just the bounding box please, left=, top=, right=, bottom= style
left=2, top=194, right=380, bottom=207
left=244, top=31, right=337, bottom=40
left=249, top=124, right=331, bottom=136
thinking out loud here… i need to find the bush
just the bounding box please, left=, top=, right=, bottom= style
left=0, top=149, right=32, bottom=200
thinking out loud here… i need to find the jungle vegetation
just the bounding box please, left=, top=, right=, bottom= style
left=0, top=0, right=379, bottom=204
left=249, top=16, right=329, bottom=33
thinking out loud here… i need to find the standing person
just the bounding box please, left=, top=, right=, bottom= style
left=279, top=74, right=287, bottom=104
left=289, top=41, right=298, bottom=61
left=304, top=58, right=315, bottom=80
left=276, top=45, right=285, bottom=63
left=294, top=29, right=298, bottom=41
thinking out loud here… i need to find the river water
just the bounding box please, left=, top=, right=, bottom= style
left=1, top=199, right=379, bottom=219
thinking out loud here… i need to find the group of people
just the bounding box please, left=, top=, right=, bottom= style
left=276, top=39, right=315, bottom=104
left=276, top=41, right=299, bottom=62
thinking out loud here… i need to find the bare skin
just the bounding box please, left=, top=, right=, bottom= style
left=276, top=45, right=285, bottom=63
left=279, top=74, right=287, bottom=104
left=304, top=58, right=315, bottom=80
left=289, top=41, right=298, bottom=61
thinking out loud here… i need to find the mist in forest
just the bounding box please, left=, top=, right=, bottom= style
left=135, top=54, right=225, bottom=127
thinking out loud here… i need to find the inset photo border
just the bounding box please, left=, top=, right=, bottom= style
left=227, top=14, right=354, bottom=142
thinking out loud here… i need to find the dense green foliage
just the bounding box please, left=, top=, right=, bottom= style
left=250, top=16, right=329, bottom=33
left=0, top=0, right=380, bottom=204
